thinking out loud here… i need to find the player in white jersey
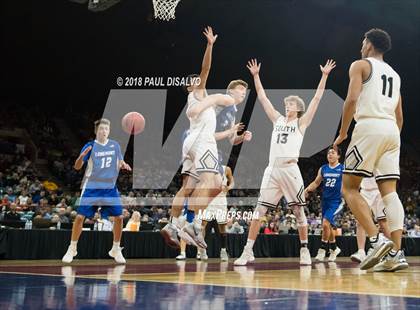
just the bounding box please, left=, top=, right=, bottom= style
left=198, top=164, right=234, bottom=261
left=334, top=28, right=405, bottom=270
left=234, top=58, right=336, bottom=266
left=161, top=30, right=248, bottom=250
left=350, top=177, right=408, bottom=271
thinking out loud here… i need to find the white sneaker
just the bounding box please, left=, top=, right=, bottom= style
left=360, top=234, right=393, bottom=270
left=183, top=223, right=207, bottom=249
left=300, top=247, right=312, bottom=265
left=220, top=248, right=229, bottom=262
left=108, top=246, right=126, bottom=264
left=350, top=249, right=366, bottom=263
left=199, top=248, right=208, bottom=261
left=373, top=250, right=409, bottom=272
left=328, top=247, right=341, bottom=262
left=176, top=253, right=186, bottom=260
left=160, top=223, right=181, bottom=249
left=234, top=250, right=255, bottom=266
left=315, top=248, right=326, bottom=262
left=62, top=246, right=77, bottom=264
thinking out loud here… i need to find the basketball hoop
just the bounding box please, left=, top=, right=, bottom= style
left=152, top=0, right=181, bottom=21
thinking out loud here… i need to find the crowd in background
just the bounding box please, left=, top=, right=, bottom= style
left=1, top=103, right=420, bottom=236
left=1, top=151, right=420, bottom=237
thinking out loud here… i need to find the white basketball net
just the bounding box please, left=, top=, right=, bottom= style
left=153, top=0, right=181, bottom=21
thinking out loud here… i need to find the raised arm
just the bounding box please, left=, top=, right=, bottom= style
left=334, top=60, right=369, bottom=148
left=395, top=95, right=403, bottom=132
left=299, top=59, right=336, bottom=130
left=197, top=26, right=218, bottom=92
left=187, top=94, right=235, bottom=119
left=304, top=168, right=323, bottom=198
left=247, top=59, right=281, bottom=123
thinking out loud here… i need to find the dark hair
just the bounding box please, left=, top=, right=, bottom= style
left=182, top=74, right=200, bottom=94
left=365, top=28, right=392, bottom=54
left=328, top=145, right=341, bottom=157
left=94, top=118, right=111, bottom=134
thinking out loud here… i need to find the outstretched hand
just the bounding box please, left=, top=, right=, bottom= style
left=320, top=59, right=336, bottom=75
left=203, top=26, right=218, bottom=45
left=247, top=59, right=261, bottom=76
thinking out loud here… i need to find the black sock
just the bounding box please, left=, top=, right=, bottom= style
left=320, top=241, right=328, bottom=250
left=301, top=242, right=308, bottom=248
left=330, top=242, right=337, bottom=251
left=220, top=233, right=227, bottom=249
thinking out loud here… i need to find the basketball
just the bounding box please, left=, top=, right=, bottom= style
left=122, top=112, right=145, bottom=135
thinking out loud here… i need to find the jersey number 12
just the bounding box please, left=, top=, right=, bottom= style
left=100, top=157, right=112, bottom=168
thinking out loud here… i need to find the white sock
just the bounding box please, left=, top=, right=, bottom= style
left=181, top=251, right=186, bottom=256
left=112, top=241, right=120, bottom=249
left=244, top=239, right=255, bottom=252
left=221, top=248, right=226, bottom=251
left=358, top=249, right=366, bottom=255
left=382, top=192, right=405, bottom=233
left=70, top=240, right=77, bottom=249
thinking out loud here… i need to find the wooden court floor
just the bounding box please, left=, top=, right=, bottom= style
left=0, top=257, right=419, bottom=309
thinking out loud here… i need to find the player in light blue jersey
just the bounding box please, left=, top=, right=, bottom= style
left=62, top=118, right=131, bottom=264
left=305, top=146, right=344, bottom=262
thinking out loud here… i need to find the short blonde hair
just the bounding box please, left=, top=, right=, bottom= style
left=284, top=95, right=305, bottom=118
left=227, top=79, right=248, bottom=91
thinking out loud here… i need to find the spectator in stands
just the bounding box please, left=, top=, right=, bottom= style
left=43, top=206, right=53, bottom=220
left=49, top=193, right=59, bottom=206
left=28, top=179, right=42, bottom=195
left=58, top=207, right=70, bottom=224
left=69, top=211, right=77, bottom=223
left=56, top=198, right=68, bottom=209
left=5, top=187, right=16, bottom=202
left=264, top=221, right=278, bottom=234
left=122, top=208, right=131, bottom=227
left=4, top=203, right=21, bottom=222
left=227, top=220, right=244, bottom=234
left=1, top=194, right=10, bottom=208
left=408, top=224, right=420, bottom=237
left=123, top=211, right=141, bottom=232
left=32, top=190, right=46, bottom=204
left=141, top=214, right=150, bottom=225
left=17, top=190, right=30, bottom=206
